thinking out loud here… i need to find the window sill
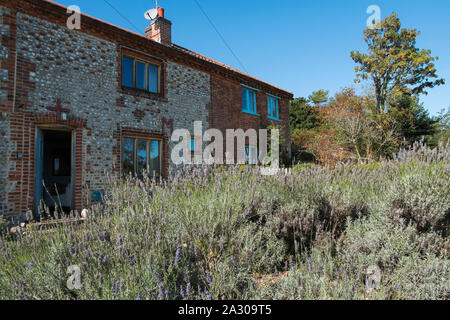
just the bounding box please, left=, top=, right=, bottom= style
left=120, top=86, right=167, bottom=102
left=242, top=110, right=261, bottom=117
left=268, top=116, right=282, bottom=122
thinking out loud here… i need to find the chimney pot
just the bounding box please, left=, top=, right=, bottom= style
left=158, top=7, right=165, bottom=19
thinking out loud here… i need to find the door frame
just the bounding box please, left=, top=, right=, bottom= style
left=34, top=126, right=76, bottom=218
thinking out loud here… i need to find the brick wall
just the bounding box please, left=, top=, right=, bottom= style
left=209, top=75, right=291, bottom=157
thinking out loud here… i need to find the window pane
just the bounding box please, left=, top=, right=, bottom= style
left=149, top=140, right=161, bottom=177
left=190, top=139, right=195, bottom=152
left=249, top=91, right=256, bottom=113
left=136, top=140, right=148, bottom=175
left=268, top=97, right=279, bottom=118
left=122, top=57, right=133, bottom=88
left=136, top=61, right=146, bottom=90
left=122, top=138, right=135, bottom=175
left=148, top=64, right=158, bottom=93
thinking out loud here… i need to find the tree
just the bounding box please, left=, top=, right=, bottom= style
left=388, top=94, right=437, bottom=146
left=326, top=88, right=398, bottom=162
left=308, top=89, right=329, bottom=107
left=289, top=97, right=320, bottom=130
left=351, top=13, right=445, bottom=113
left=431, top=108, right=450, bottom=146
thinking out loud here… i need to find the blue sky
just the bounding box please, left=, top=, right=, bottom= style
left=57, top=0, right=450, bottom=116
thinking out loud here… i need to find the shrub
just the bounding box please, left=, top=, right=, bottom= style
left=0, top=142, right=448, bottom=300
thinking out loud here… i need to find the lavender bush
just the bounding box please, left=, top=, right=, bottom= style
left=0, top=141, right=448, bottom=300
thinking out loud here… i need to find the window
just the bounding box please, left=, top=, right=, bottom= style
left=122, top=56, right=159, bottom=93
left=267, top=95, right=280, bottom=120
left=122, top=137, right=161, bottom=177
left=190, top=139, right=195, bottom=153
left=242, top=87, right=257, bottom=114
left=245, top=145, right=258, bottom=165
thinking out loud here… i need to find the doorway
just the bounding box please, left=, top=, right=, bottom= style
left=35, top=128, right=74, bottom=219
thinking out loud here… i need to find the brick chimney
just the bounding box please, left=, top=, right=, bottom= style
left=145, top=7, right=172, bottom=46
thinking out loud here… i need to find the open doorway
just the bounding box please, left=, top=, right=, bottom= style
left=35, top=129, right=74, bottom=219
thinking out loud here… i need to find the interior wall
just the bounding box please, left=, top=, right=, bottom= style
left=42, top=130, right=72, bottom=210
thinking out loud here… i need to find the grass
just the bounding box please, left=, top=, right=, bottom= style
left=0, top=141, right=448, bottom=300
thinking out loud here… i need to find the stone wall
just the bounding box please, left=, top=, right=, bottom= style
left=14, top=12, right=210, bottom=203
left=0, top=6, right=9, bottom=101
left=0, top=6, right=12, bottom=216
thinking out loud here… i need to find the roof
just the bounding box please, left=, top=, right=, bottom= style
left=171, top=44, right=292, bottom=95
left=40, top=0, right=293, bottom=97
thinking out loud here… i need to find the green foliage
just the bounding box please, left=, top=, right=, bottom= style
left=351, top=13, right=445, bottom=112
left=389, top=94, right=437, bottom=145
left=308, top=90, right=329, bottom=107
left=289, top=97, right=320, bottom=131
left=0, top=216, right=9, bottom=237
left=431, top=108, right=450, bottom=146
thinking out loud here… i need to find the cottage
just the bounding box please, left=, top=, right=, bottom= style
left=0, top=0, right=292, bottom=222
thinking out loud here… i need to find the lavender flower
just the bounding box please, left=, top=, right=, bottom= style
left=180, top=286, right=185, bottom=298
left=186, top=282, right=192, bottom=296
left=194, top=246, right=198, bottom=257
left=101, top=255, right=108, bottom=267
left=174, top=245, right=181, bottom=263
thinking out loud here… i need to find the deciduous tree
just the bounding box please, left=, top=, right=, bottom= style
left=351, top=13, right=445, bottom=113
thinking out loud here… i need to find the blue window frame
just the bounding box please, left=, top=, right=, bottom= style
left=267, top=95, right=280, bottom=120
left=242, top=87, right=257, bottom=115
left=122, top=55, right=159, bottom=93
